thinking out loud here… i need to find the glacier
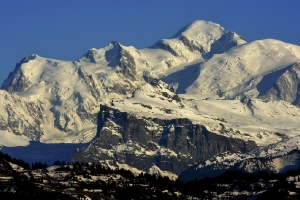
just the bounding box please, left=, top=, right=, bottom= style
left=0, top=20, right=300, bottom=179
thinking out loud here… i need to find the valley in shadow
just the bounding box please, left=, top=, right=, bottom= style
left=0, top=141, right=89, bottom=165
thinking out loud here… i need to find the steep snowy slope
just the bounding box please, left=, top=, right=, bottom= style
left=136, top=20, right=246, bottom=79
left=0, top=89, right=44, bottom=141
left=164, top=39, right=300, bottom=98
left=1, top=56, right=98, bottom=143
left=0, top=43, right=144, bottom=143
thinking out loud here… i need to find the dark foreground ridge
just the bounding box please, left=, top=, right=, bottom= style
left=2, top=151, right=300, bottom=199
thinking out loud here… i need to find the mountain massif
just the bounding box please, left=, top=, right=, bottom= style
left=1, top=20, right=300, bottom=180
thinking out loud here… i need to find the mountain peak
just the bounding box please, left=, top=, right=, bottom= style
left=23, top=53, right=38, bottom=63
left=109, top=40, right=121, bottom=47
left=79, top=41, right=124, bottom=64
left=1, top=54, right=40, bottom=91
left=152, top=20, right=244, bottom=58
left=173, top=20, right=225, bottom=39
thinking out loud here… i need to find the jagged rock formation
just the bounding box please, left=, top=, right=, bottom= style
left=71, top=105, right=257, bottom=175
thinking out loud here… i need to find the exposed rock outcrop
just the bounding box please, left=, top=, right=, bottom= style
left=154, top=40, right=180, bottom=57
left=72, top=105, right=257, bottom=175
left=259, top=62, right=300, bottom=106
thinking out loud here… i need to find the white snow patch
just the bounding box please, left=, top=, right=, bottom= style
left=0, top=130, right=30, bottom=147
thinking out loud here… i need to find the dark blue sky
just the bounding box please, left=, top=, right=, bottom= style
left=1, top=1, right=299, bottom=84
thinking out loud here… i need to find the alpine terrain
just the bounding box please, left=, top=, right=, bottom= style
left=1, top=20, right=300, bottom=180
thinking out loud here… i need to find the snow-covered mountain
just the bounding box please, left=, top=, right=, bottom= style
left=1, top=20, right=300, bottom=179
left=0, top=42, right=144, bottom=143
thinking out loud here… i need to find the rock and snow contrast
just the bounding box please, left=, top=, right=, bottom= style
left=1, top=20, right=300, bottom=180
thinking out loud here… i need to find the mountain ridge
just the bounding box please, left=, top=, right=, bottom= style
left=0, top=20, right=300, bottom=180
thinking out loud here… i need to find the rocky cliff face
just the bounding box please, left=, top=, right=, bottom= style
left=72, top=105, right=257, bottom=175
left=259, top=62, right=300, bottom=106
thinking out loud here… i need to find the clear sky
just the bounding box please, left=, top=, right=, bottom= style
left=0, top=1, right=299, bottom=85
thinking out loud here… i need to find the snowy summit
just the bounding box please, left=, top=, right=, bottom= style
left=0, top=20, right=300, bottom=180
